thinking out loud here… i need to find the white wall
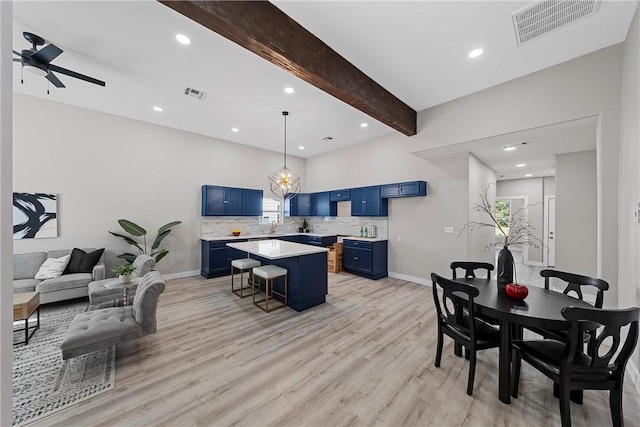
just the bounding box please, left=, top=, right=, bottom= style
left=467, top=154, right=496, bottom=263
left=555, top=150, right=598, bottom=282
left=497, top=178, right=545, bottom=264
left=412, top=44, right=623, bottom=304
left=306, top=133, right=470, bottom=283
left=12, top=94, right=306, bottom=277
left=618, top=7, right=640, bottom=380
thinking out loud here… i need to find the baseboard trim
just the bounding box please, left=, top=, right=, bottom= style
left=388, top=271, right=430, bottom=287
left=163, top=270, right=200, bottom=280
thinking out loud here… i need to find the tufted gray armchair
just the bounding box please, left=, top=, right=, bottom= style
left=60, top=271, right=165, bottom=360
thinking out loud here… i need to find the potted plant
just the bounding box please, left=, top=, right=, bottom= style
left=112, top=263, right=136, bottom=284
left=459, top=183, right=544, bottom=293
left=109, top=219, right=181, bottom=263
left=301, top=218, right=309, bottom=233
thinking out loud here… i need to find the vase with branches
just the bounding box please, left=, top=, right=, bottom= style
left=459, top=183, right=544, bottom=289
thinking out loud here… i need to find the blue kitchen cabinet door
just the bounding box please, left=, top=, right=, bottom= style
left=329, top=189, right=350, bottom=202
left=350, top=186, right=388, bottom=217
left=314, top=191, right=337, bottom=216
left=242, top=189, right=263, bottom=216
left=201, top=185, right=242, bottom=216
left=288, top=193, right=315, bottom=217
left=381, top=181, right=427, bottom=198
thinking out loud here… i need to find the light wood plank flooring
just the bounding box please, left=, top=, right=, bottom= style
left=29, top=273, right=640, bottom=426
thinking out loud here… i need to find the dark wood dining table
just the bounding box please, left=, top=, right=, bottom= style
left=453, top=278, right=594, bottom=404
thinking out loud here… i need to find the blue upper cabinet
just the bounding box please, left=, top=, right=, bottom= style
left=329, top=189, right=351, bottom=202
left=243, top=189, right=263, bottom=216
left=202, top=185, right=263, bottom=216
left=287, top=193, right=316, bottom=217
left=350, top=186, right=388, bottom=217
left=381, top=181, right=427, bottom=198
left=314, top=191, right=337, bottom=216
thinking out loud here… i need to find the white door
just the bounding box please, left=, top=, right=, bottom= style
left=546, top=197, right=556, bottom=267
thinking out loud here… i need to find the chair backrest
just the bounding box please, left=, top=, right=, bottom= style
left=562, top=306, right=639, bottom=376
left=133, top=254, right=156, bottom=277
left=450, top=261, right=494, bottom=280
left=432, top=273, right=480, bottom=337
left=541, top=269, right=609, bottom=308
left=132, top=271, right=166, bottom=335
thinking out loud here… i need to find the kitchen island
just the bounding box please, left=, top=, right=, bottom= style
left=226, top=240, right=329, bottom=312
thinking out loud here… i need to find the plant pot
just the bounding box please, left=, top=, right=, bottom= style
left=119, top=274, right=132, bottom=284
left=497, top=246, right=514, bottom=291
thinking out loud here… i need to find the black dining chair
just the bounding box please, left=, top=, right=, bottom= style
left=511, top=305, right=639, bottom=427
left=450, top=261, right=494, bottom=280
left=431, top=273, right=500, bottom=396
left=533, top=269, right=610, bottom=348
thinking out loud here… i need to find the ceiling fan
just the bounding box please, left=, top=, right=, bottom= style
left=13, top=32, right=106, bottom=90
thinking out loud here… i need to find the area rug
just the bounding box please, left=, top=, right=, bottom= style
left=12, top=300, right=115, bottom=426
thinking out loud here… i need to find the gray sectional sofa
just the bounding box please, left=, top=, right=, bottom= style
left=13, top=248, right=105, bottom=304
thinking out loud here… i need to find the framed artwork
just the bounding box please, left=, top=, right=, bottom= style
left=13, top=192, right=58, bottom=239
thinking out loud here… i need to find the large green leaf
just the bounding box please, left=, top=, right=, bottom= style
left=117, top=253, right=138, bottom=263
left=152, top=229, right=171, bottom=250
left=157, top=221, right=181, bottom=235
left=109, top=231, right=144, bottom=253
left=153, top=249, right=169, bottom=263
left=118, top=219, right=147, bottom=237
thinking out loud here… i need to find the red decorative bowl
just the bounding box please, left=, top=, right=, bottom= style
left=505, top=283, right=529, bottom=300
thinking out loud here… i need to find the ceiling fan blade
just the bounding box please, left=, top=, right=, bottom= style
left=49, top=64, right=105, bottom=87
left=46, top=71, right=65, bottom=88
left=13, top=59, right=22, bottom=62
left=13, top=50, right=22, bottom=57
left=31, top=44, right=63, bottom=63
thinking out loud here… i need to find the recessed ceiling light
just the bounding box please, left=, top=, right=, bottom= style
left=360, top=123, right=368, bottom=128
left=525, top=173, right=533, bottom=177
left=231, top=128, right=239, bottom=133
left=284, top=87, right=295, bottom=94
left=298, top=146, right=305, bottom=150
left=468, top=48, right=484, bottom=58
left=176, top=34, right=191, bottom=45
left=153, top=106, right=163, bottom=112
left=516, top=163, right=526, bottom=167
left=503, top=146, right=517, bottom=151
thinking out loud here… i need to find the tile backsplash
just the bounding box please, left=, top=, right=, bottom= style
left=201, top=216, right=388, bottom=239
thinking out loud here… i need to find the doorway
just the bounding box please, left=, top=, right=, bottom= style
left=545, top=195, right=556, bottom=267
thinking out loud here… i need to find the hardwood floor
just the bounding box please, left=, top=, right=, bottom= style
left=30, top=272, right=640, bottom=426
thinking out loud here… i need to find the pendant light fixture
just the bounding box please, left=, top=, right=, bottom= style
left=269, top=111, right=301, bottom=201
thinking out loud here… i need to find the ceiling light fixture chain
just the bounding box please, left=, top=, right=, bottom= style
left=268, top=111, right=300, bottom=202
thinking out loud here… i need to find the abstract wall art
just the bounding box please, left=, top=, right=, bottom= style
left=13, top=192, right=58, bottom=239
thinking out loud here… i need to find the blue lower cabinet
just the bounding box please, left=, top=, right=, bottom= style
left=273, top=235, right=303, bottom=243
left=342, top=239, right=388, bottom=280
left=201, top=239, right=248, bottom=278
left=303, top=235, right=337, bottom=247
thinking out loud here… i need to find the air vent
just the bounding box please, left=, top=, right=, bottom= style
left=512, top=0, right=600, bottom=45
left=322, top=136, right=334, bottom=141
left=184, top=87, right=207, bottom=100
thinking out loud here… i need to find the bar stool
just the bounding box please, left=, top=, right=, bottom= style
left=251, top=265, right=288, bottom=312
left=231, top=258, right=261, bottom=298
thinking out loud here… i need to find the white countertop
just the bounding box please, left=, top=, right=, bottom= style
left=202, top=232, right=337, bottom=241
left=227, top=240, right=329, bottom=260
left=342, top=236, right=388, bottom=242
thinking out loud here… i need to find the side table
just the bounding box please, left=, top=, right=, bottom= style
left=13, top=291, right=40, bottom=345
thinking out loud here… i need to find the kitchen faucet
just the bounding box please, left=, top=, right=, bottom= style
left=270, top=221, right=277, bottom=234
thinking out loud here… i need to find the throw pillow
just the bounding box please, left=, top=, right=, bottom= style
left=64, top=248, right=105, bottom=274
left=35, top=254, right=71, bottom=280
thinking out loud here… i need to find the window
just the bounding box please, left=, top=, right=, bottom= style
left=495, top=199, right=510, bottom=236
left=261, top=197, right=282, bottom=224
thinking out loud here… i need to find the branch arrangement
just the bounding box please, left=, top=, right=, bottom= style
left=458, top=183, right=546, bottom=252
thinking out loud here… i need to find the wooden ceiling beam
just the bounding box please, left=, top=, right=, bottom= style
left=159, top=0, right=417, bottom=136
